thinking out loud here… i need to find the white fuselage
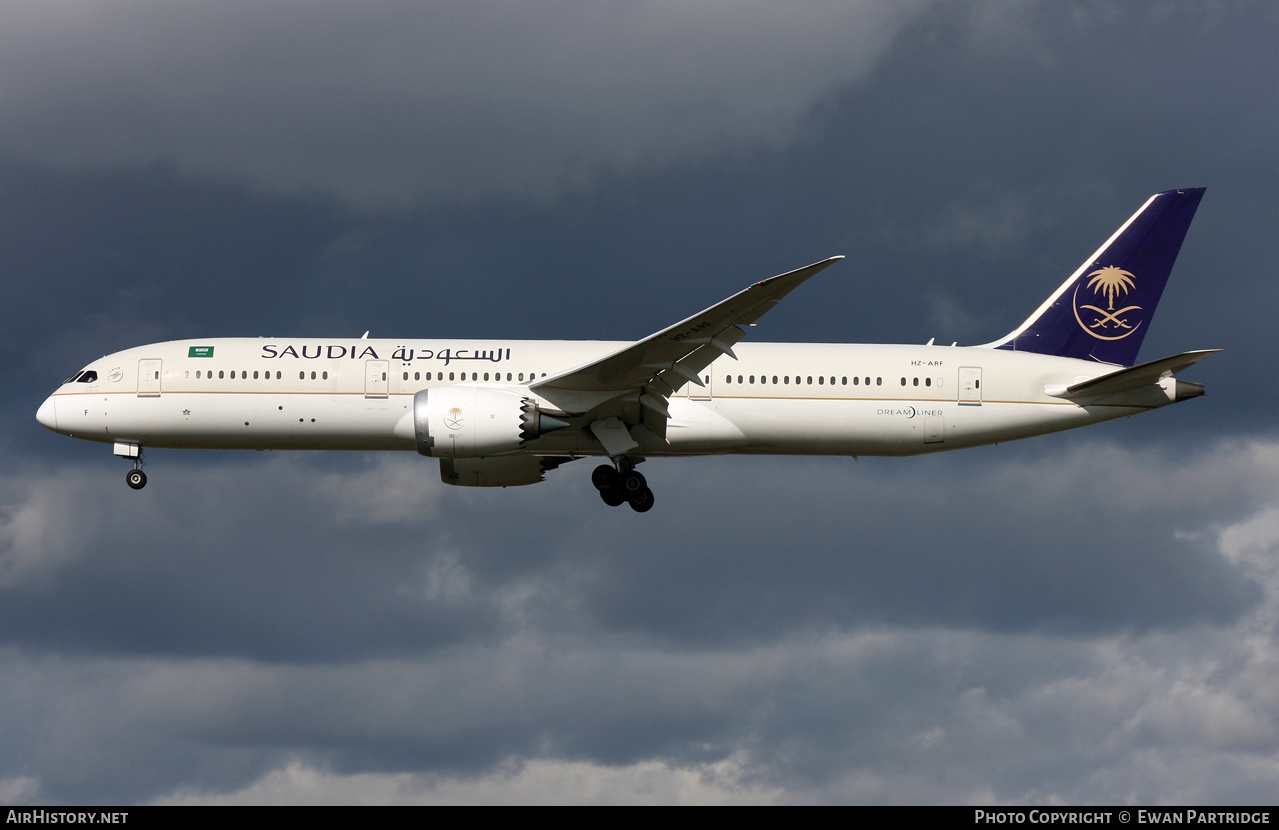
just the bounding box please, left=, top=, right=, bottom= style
left=39, top=337, right=1178, bottom=459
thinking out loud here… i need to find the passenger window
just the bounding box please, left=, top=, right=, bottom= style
left=807, top=376, right=812, bottom=385
left=876, top=378, right=882, bottom=386
left=311, top=371, right=316, bottom=380
left=449, top=372, right=455, bottom=381
left=324, top=372, right=330, bottom=380
left=219, top=371, right=225, bottom=379
left=299, top=371, right=305, bottom=380
left=818, top=376, right=824, bottom=385
left=853, top=377, right=859, bottom=385
left=772, top=376, right=778, bottom=384
left=913, top=377, right=919, bottom=387
left=900, top=377, right=906, bottom=386
left=925, top=378, right=932, bottom=387
left=841, top=377, right=847, bottom=385
left=749, top=375, right=755, bottom=384
left=518, top=373, right=524, bottom=381
left=403, top=372, right=408, bottom=381
left=196, top=371, right=202, bottom=379
left=484, top=373, right=490, bottom=381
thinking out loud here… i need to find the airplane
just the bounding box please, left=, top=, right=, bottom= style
left=37, top=188, right=1216, bottom=512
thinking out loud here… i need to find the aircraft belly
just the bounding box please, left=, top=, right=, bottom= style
left=703, top=398, right=1138, bottom=457
left=64, top=389, right=1148, bottom=458
left=712, top=398, right=893, bottom=455
left=896, top=401, right=1135, bottom=455
left=94, top=393, right=413, bottom=451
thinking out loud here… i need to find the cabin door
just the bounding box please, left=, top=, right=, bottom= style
left=137, top=359, right=162, bottom=397
left=958, top=367, right=982, bottom=406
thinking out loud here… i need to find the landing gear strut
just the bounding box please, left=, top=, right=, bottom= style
left=124, top=449, right=147, bottom=490
left=592, top=458, right=654, bottom=513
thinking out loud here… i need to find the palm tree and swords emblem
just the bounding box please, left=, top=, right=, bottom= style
left=1072, top=265, right=1142, bottom=341
left=444, top=407, right=465, bottom=429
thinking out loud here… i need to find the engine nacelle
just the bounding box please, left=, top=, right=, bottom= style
left=413, top=385, right=568, bottom=458
left=440, top=455, right=558, bottom=487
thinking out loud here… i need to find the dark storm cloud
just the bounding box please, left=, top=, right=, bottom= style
left=0, top=440, right=1260, bottom=664
left=3, top=438, right=1277, bottom=802
left=3, top=0, right=1278, bottom=806
left=0, top=0, right=922, bottom=208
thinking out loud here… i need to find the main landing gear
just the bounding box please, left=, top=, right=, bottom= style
left=591, top=459, right=654, bottom=513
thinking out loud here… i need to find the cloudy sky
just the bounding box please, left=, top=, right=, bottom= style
left=2, top=0, right=1278, bottom=804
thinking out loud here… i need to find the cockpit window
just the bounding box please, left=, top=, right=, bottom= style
left=64, top=371, right=83, bottom=384
left=77, top=371, right=98, bottom=383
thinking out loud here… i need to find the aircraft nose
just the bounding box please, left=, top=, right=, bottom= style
left=36, top=396, right=58, bottom=432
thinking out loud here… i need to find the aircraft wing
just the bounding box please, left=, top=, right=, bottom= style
left=529, top=257, right=844, bottom=418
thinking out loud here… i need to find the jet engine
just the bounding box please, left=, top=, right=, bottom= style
left=412, top=386, right=569, bottom=458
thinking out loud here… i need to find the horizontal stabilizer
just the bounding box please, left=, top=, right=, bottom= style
left=1049, top=349, right=1220, bottom=398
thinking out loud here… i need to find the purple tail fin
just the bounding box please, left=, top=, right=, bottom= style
left=990, top=188, right=1205, bottom=366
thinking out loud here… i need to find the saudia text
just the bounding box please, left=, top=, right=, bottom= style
left=260, top=345, right=511, bottom=366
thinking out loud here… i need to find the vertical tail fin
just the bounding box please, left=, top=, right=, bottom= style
left=988, top=188, right=1205, bottom=366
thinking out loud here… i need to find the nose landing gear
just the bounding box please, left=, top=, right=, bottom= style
left=591, top=458, right=654, bottom=513
left=121, top=446, right=147, bottom=490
